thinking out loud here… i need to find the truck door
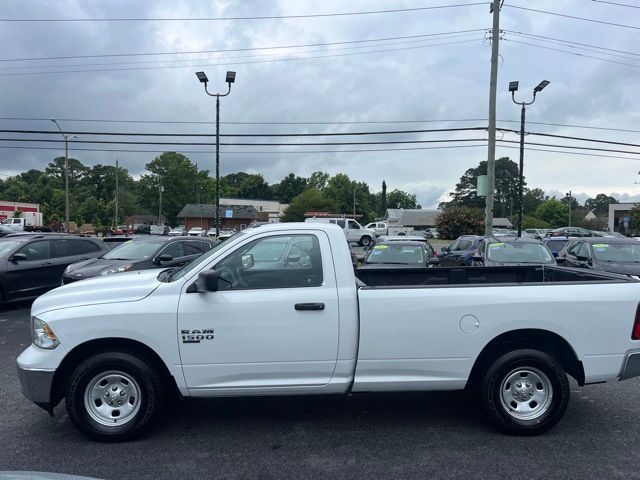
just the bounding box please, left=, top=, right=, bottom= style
left=177, top=231, right=340, bottom=393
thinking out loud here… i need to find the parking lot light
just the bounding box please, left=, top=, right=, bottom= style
left=195, top=71, right=237, bottom=237
left=510, top=80, right=550, bottom=238
left=50, top=118, right=78, bottom=231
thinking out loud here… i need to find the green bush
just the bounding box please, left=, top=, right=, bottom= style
left=522, top=215, right=550, bottom=229
left=435, top=207, right=484, bottom=239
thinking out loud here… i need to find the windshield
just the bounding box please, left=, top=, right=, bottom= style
left=487, top=242, right=554, bottom=264
left=592, top=243, right=640, bottom=262
left=169, top=231, right=246, bottom=281
left=102, top=241, right=160, bottom=260
left=0, top=240, right=21, bottom=258
left=365, top=243, right=425, bottom=265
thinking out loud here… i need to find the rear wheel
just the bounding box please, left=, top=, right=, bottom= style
left=480, top=349, right=569, bottom=435
left=65, top=351, right=164, bottom=442
left=360, top=236, right=372, bottom=247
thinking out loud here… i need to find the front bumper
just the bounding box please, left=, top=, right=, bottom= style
left=17, top=364, right=55, bottom=411
left=619, top=350, right=640, bottom=381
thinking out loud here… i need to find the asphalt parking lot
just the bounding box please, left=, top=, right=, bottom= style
left=2, top=302, right=640, bottom=480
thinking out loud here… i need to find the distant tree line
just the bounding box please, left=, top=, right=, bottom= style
left=439, top=157, right=619, bottom=230
left=0, top=152, right=420, bottom=227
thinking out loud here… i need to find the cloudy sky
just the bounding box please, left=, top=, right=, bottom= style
left=0, top=0, right=638, bottom=207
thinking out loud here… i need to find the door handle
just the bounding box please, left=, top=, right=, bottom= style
left=295, top=303, right=325, bottom=311
left=41, top=261, right=53, bottom=265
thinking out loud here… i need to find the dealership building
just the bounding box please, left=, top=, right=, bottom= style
left=0, top=200, right=40, bottom=221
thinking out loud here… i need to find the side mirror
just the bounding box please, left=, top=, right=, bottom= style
left=472, top=253, right=482, bottom=262
left=556, top=257, right=567, bottom=265
left=440, top=247, right=448, bottom=253
left=197, top=269, right=219, bottom=292
left=241, top=253, right=254, bottom=269
left=10, top=253, right=27, bottom=262
left=156, top=254, right=173, bottom=264
left=428, top=257, right=440, bottom=266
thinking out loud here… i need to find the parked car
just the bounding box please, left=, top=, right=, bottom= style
left=0, top=224, right=15, bottom=237
left=543, top=236, right=574, bottom=258
left=492, top=228, right=511, bottom=237
left=101, top=236, right=137, bottom=249
left=0, top=234, right=108, bottom=301
left=438, top=235, right=483, bottom=266
left=149, top=225, right=169, bottom=236
left=423, top=228, right=439, bottom=239
left=524, top=228, right=548, bottom=239
left=472, top=237, right=556, bottom=266
left=206, top=227, right=217, bottom=237
left=365, top=222, right=388, bottom=237
left=134, top=224, right=151, bottom=235
left=547, top=227, right=592, bottom=237
left=371, top=235, right=437, bottom=258
left=557, top=237, right=640, bottom=276
left=360, top=240, right=438, bottom=269
left=17, top=222, right=640, bottom=441
left=188, top=227, right=205, bottom=237
left=590, top=230, right=625, bottom=238
left=305, top=217, right=375, bottom=246
left=168, top=226, right=185, bottom=236
left=62, top=236, right=214, bottom=284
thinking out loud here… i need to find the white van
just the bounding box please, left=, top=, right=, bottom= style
left=305, top=217, right=375, bottom=246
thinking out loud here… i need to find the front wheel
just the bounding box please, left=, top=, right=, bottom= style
left=65, top=351, right=165, bottom=442
left=359, top=236, right=372, bottom=247
left=480, top=349, right=569, bottom=435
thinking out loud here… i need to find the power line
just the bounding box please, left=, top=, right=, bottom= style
left=503, top=39, right=640, bottom=69
left=0, top=144, right=488, bottom=155
left=499, top=128, right=640, bottom=148
left=504, top=30, right=640, bottom=58
left=0, top=29, right=486, bottom=63
left=0, top=126, right=486, bottom=137
left=1, top=116, right=638, bottom=134
left=498, top=139, right=640, bottom=156
left=0, top=33, right=482, bottom=71
left=0, top=137, right=488, bottom=146
left=591, top=0, right=640, bottom=9
left=497, top=144, right=640, bottom=161
left=504, top=5, right=640, bottom=30
left=0, top=38, right=481, bottom=76
left=0, top=3, right=487, bottom=22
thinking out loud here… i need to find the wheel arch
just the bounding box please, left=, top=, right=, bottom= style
left=51, top=337, right=180, bottom=408
left=467, top=328, right=585, bottom=389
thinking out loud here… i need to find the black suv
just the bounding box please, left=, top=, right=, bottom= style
left=0, top=234, right=108, bottom=301
left=62, top=236, right=214, bottom=284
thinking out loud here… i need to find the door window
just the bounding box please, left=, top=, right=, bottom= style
left=16, top=240, right=51, bottom=260
left=347, top=220, right=359, bottom=229
left=160, top=242, right=185, bottom=258
left=567, top=242, right=581, bottom=256
left=577, top=243, right=591, bottom=258
left=52, top=239, right=84, bottom=257
left=82, top=240, right=102, bottom=253
left=184, top=241, right=209, bottom=255
left=214, top=234, right=323, bottom=290
left=336, top=219, right=345, bottom=228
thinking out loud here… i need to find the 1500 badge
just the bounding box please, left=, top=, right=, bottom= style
left=181, top=329, right=214, bottom=343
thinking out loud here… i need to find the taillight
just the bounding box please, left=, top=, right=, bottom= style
left=632, top=304, right=640, bottom=340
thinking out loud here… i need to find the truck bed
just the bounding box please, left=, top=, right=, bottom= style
left=355, top=265, right=636, bottom=287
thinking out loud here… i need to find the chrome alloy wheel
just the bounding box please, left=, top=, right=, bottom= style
left=84, top=370, right=142, bottom=427
left=499, top=367, right=553, bottom=423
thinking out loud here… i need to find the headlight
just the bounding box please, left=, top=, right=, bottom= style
left=100, top=264, right=133, bottom=276
left=31, top=316, right=60, bottom=349
left=64, top=264, right=74, bottom=275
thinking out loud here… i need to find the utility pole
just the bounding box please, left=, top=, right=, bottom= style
left=484, top=0, right=501, bottom=236
left=50, top=119, right=77, bottom=231
left=568, top=190, right=572, bottom=227
left=353, top=187, right=357, bottom=217
left=114, top=159, right=119, bottom=228
left=158, top=177, right=163, bottom=225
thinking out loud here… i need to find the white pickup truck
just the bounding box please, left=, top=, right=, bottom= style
left=17, top=223, right=640, bottom=441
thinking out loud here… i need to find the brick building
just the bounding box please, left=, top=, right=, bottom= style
left=177, top=204, right=259, bottom=231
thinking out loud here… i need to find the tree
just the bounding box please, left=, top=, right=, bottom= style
left=629, top=206, right=640, bottom=235
left=280, top=189, right=337, bottom=222
left=307, top=171, right=330, bottom=190
left=444, top=157, right=522, bottom=216
left=533, top=199, right=569, bottom=228
left=435, top=207, right=484, bottom=239
left=522, top=188, right=546, bottom=215
left=225, top=172, right=273, bottom=199
left=584, top=194, right=618, bottom=216
left=522, top=215, right=550, bottom=229
left=560, top=194, right=579, bottom=211
left=386, top=189, right=421, bottom=209
left=271, top=173, right=307, bottom=203
left=138, top=152, right=199, bottom=226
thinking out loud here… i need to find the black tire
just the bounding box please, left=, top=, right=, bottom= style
left=480, top=349, right=570, bottom=436
left=360, top=236, right=372, bottom=247
left=65, top=351, right=165, bottom=442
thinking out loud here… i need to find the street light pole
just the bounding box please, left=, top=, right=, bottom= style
left=195, top=71, right=236, bottom=237
left=50, top=119, right=78, bottom=231
left=509, top=80, right=550, bottom=237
